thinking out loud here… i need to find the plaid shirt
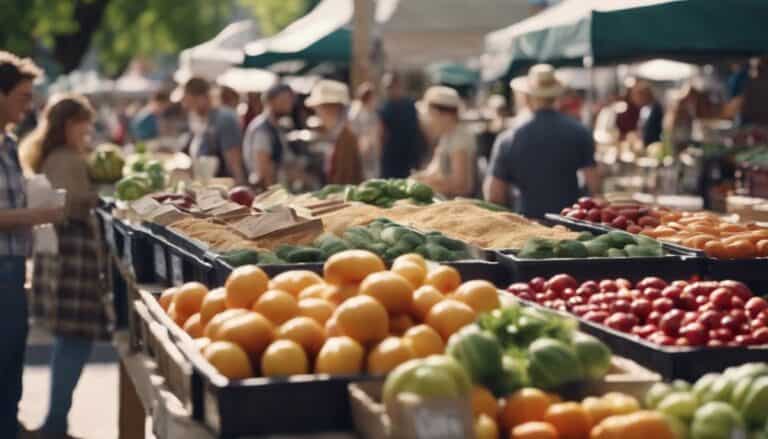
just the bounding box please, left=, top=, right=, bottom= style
left=0, top=132, right=29, bottom=256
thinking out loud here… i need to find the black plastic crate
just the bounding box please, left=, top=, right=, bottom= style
left=144, top=224, right=214, bottom=286
left=113, top=220, right=156, bottom=284
left=497, top=250, right=703, bottom=284
left=508, top=295, right=768, bottom=381
left=706, top=258, right=768, bottom=293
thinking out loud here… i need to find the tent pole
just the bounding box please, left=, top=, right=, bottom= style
left=583, top=55, right=595, bottom=127
left=352, top=0, right=373, bottom=89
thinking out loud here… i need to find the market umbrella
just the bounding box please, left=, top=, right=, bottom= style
left=426, top=62, right=481, bottom=86
left=216, top=68, right=278, bottom=93
left=176, top=20, right=261, bottom=83
left=243, top=0, right=353, bottom=69
left=483, top=0, right=768, bottom=80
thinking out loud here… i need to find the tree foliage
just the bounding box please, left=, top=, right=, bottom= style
left=241, top=0, right=320, bottom=35
left=0, top=0, right=319, bottom=76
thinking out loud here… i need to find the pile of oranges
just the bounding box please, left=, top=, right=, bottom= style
left=159, top=250, right=501, bottom=380
left=471, top=386, right=642, bottom=439
left=640, top=211, right=768, bottom=259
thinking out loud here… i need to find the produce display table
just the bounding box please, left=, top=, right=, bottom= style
left=112, top=254, right=356, bottom=439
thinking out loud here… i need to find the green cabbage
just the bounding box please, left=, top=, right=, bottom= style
left=572, top=333, right=611, bottom=380
left=527, top=338, right=583, bottom=390
left=691, top=402, right=745, bottom=439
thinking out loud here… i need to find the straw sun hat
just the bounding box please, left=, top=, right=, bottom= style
left=511, top=64, right=565, bottom=98
left=305, top=79, right=350, bottom=107
left=423, top=85, right=462, bottom=109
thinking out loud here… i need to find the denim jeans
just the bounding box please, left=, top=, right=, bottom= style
left=41, top=335, right=93, bottom=434
left=0, top=256, right=28, bottom=437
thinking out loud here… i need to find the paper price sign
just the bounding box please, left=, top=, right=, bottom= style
left=412, top=406, right=465, bottom=439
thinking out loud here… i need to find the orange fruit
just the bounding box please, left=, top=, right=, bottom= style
left=704, top=240, right=728, bottom=259
left=200, top=287, right=227, bottom=324
left=725, top=239, right=758, bottom=259
left=391, top=260, right=426, bottom=288
left=276, top=316, right=326, bottom=357
left=359, top=271, right=413, bottom=314
left=325, top=315, right=343, bottom=337
left=334, top=296, right=389, bottom=344
left=510, top=422, right=559, bottom=439
left=367, top=336, right=413, bottom=374
left=298, top=298, right=336, bottom=325
left=183, top=313, right=204, bottom=338
left=261, top=339, right=309, bottom=377
left=216, top=312, right=275, bottom=357
left=203, top=308, right=248, bottom=339
left=323, top=250, right=385, bottom=285
left=393, top=253, right=427, bottom=272
left=475, top=414, right=500, bottom=439
left=501, top=388, right=552, bottom=429
left=757, top=239, right=768, bottom=257
left=167, top=303, right=190, bottom=327
left=315, top=336, right=365, bottom=375
left=403, top=324, right=445, bottom=358
left=390, top=313, right=415, bottom=335
left=473, top=386, right=500, bottom=419
left=424, top=266, right=462, bottom=293
left=202, top=341, right=253, bottom=380
left=194, top=337, right=211, bottom=352
left=542, top=402, right=591, bottom=439
left=425, top=299, right=476, bottom=340
left=253, top=290, right=299, bottom=324
left=581, top=397, right=613, bottom=425
left=323, top=283, right=360, bottom=305
left=454, top=280, right=501, bottom=313
left=173, top=282, right=208, bottom=316
left=411, top=285, right=444, bottom=320
left=225, top=265, right=269, bottom=309
left=269, top=270, right=323, bottom=296
left=298, top=283, right=327, bottom=300
left=159, top=287, right=178, bottom=311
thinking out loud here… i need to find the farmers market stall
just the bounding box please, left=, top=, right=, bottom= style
left=97, top=157, right=768, bottom=438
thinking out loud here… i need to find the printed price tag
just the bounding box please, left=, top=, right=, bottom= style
left=153, top=244, right=167, bottom=279
left=171, top=254, right=183, bottom=285
left=130, top=196, right=160, bottom=217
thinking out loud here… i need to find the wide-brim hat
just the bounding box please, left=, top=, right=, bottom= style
left=305, top=79, right=350, bottom=107
left=511, top=64, right=565, bottom=98
left=423, top=85, right=462, bottom=109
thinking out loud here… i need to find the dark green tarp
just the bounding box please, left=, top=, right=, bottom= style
left=484, top=0, right=768, bottom=80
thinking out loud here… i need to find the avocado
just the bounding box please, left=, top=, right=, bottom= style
left=425, top=243, right=454, bottom=261
left=275, top=244, right=301, bottom=261
left=400, top=232, right=425, bottom=249
left=584, top=241, right=610, bottom=258
left=605, top=231, right=637, bottom=248
left=576, top=231, right=594, bottom=242
left=554, top=240, right=589, bottom=258
left=257, top=252, right=285, bottom=265
left=625, top=244, right=663, bottom=257
left=220, top=249, right=261, bottom=267
left=427, top=235, right=467, bottom=252
left=286, top=247, right=325, bottom=263
left=381, top=226, right=408, bottom=244
left=635, top=235, right=662, bottom=249
left=606, top=248, right=628, bottom=258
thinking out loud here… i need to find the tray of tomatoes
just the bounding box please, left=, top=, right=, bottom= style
left=504, top=273, right=768, bottom=381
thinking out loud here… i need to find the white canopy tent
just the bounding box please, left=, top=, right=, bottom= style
left=376, top=0, right=534, bottom=67
left=175, top=20, right=261, bottom=83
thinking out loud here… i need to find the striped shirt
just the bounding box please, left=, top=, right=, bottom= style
left=0, top=132, right=29, bottom=256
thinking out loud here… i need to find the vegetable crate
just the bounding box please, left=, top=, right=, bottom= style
left=144, top=223, right=215, bottom=286
left=547, top=213, right=768, bottom=291
left=113, top=219, right=156, bottom=284
left=512, top=296, right=768, bottom=382
left=496, top=250, right=703, bottom=285
left=134, top=289, right=201, bottom=418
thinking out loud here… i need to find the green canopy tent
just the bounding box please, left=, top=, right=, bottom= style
left=243, top=0, right=353, bottom=69
left=427, top=62, right=481, bottom=87
left=483, top=0, right=768, bottom=80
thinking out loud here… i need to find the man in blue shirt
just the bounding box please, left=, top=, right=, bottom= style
left=130, top=89, right=170, bottom=141
left=484, top=64, right=601, bottom=219
left=0, top=51, right=64, bottom=437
